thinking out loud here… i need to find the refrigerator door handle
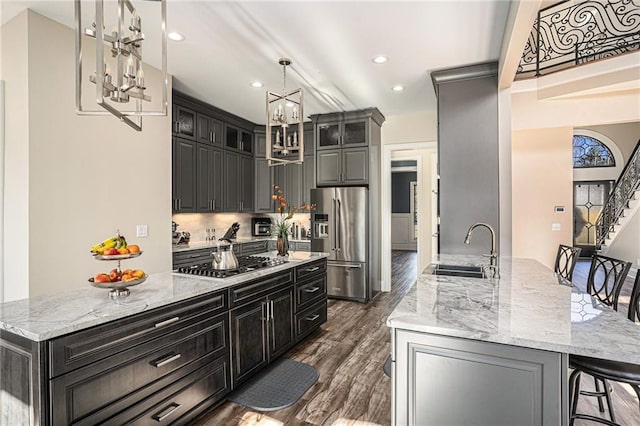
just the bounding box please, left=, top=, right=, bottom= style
left=331, top=263, right=362, bottom=269
left=332, top=197, right=337, bottom=251
left=336, top=198, right=341, bottom=251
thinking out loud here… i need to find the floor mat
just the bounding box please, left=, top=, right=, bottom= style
left=383, top=355, right=392, bottom=377
left=228, top=358, right=318, bottom=411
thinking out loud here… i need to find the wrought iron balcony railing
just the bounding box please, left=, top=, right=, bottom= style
left=595, top=139, right=640, bottom=248
left=517, top=0, right=640, bottom=79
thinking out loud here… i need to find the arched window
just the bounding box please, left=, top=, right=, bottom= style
left=573, top=135, right=616, bottom=168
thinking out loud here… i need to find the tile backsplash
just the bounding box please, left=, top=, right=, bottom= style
left=172, top=212, right=311, bottom=243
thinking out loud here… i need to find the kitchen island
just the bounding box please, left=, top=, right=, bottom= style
left=0, top=251, right=328, bottom=425
left=387, top=255, right=640, bottom=426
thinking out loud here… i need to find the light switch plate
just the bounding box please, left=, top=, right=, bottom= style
left=551, top=223, right=561, bottom=231
left=136, top=225, right=149, bottom=237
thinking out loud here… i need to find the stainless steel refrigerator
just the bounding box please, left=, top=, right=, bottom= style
left=311, top=187, right=371, bottom=302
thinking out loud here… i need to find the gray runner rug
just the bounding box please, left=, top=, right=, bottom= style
left=228, top=358, right=318, bottom=411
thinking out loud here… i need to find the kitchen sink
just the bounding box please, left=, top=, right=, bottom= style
left=432, top=264, right=486, bottom=279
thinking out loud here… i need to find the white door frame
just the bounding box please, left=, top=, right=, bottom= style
left=381, top=141, right=437, bottom=292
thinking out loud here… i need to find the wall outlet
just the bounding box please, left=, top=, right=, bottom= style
left=136, top=225, right=149, bottom=238
left=551, top=223, right=561, bottom=231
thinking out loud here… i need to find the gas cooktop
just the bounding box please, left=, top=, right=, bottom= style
left=176, top=255, right=288, bottom=278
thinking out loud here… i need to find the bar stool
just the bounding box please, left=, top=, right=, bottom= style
left=554, top=244, right=581, bottom=283
left=569, top=255, right=635, bottom=425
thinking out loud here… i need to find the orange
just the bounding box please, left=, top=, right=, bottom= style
left=118, top=247, right=129, bottom=255
left=132, top=269, right=145, bottom=279
left=128, top=244, right=140, bottom=253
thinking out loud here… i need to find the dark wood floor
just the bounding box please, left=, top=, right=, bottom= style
left=195, top=255, right=639, bottom=425
left=195, top=250, right=417, bottom=426
left=571, top=259, right=640, bottom=425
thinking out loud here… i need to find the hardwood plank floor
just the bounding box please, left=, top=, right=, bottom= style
left=195, top=255, right=639, bottom=425
left=194, top=250, right=417, bottom=426
left=571, top=260, right=640, bottom=425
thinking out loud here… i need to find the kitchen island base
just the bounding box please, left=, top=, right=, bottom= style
left=392, top=329, right=568, bottom=425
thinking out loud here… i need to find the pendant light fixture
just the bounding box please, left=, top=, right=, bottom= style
left=75, top=0, right=168, bottom=131
left=266, top=58, right=304, bottom=166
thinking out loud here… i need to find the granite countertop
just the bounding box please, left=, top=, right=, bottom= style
left=172, top=237, right=311, bottom=253
left=387, top=254, right=640, bottom=365
left=0, top=251, right=329, bottom=342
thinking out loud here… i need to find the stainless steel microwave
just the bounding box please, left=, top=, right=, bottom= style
left=251, top=217, right=272, bottom=236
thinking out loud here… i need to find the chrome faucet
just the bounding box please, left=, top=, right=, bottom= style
left=464, top=223, right=499, bottom=277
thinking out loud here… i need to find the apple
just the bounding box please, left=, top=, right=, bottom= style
left=109, top=268, right=121, bottom=282
left=94, top=273, right=111, bottom=283
left=121, top=273, right=134, bottom=282
left=132, top=269, right=145, bottom=279
left=103, top=247, right=119, bottom=256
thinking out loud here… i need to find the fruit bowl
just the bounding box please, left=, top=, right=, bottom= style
left=89, top=274, right=148, bottom=299
left=93, top=251, right=143, bottom=261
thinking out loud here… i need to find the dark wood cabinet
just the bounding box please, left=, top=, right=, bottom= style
left=225, top=125, right=240, bottom=150
left=197, top=113, right=223, bottom=146
left=267, top=287, right=295, bottom=359
left=224, top=151, right=254, bottom=212
left=241, top=130, right=254, bottom=154
left=196, top=143, right=224, bottom=212
left=240, top=155, right=255, bottom=212
left=317, top=119, right=367, bottom=149
left=255, top=157, right=274, bottom=213
left=172, top=137, right=197, bottom=213
left=316, top=147, right=368, bottom=186
left=317, top=122, right=341, bottom=148
left=230, top=299, right=268, bottom=386
left=174, top=105, right=196, bottom=140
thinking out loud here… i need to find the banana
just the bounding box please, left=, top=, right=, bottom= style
left=90, top=237, right=118, bottom=253
left=115, top=235, right=127, bottom=249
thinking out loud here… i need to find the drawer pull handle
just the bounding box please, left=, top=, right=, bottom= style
left=305, top=314, right=320, bottom=321
left=303, top=287, right=320, bottom=293
left=154, top=317, right=180, bottom=328
left=189, top=254, right=202, bottom=258
left=151, top=352, right=182, bottom=368
left=152, top=402, right=181, bottom=422
left=305, top=266, right=320, bottom=273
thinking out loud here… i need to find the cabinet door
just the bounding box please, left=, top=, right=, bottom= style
left=174, top=105, right=196, bottom=140
left=255, top=158, right=274, bottom=213
left=255, top=132, right=267, bottom=157
left=342, top=119, right=368, bottom=146
left=196, top=114, right=213, bottom=144
left=224, top=151, right=240, bottom=211
left=225, top=125, right=240, bottom=150
left=211, top=147, right=224, bottom=212
left=196, top=143, right=213, bottom=211
left=316, top=150, right=342, bottom=186
left=286, top=163, right=303, bottom=209
left=172, top=138, right=196, bottom=212
left=267, top=287, right=295, bottom=360
left=302, top=153, right=315, bottom=205
left=240, top=155, right=255, bottom=212
left=240, top=130, right=254, bottom=155
left=211, top=119, right=224, bottom=146
left=230, top=300, right=268, bottom=386
left=342, top=147, right=368, bottom=184
left=317, top=122, right=341, bottom=149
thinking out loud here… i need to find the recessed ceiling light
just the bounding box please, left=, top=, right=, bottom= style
left=168, top=32, right=185, bottom=42
left=286, top=102, right=295, bottom=107
left=250, top=81, right=264, bottom=88
left=372, top=55, right=388, bottom=64
left=392, top=85, right=405, bottom=92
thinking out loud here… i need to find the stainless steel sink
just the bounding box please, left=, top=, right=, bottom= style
left=432, top=264, right=485, bottom=279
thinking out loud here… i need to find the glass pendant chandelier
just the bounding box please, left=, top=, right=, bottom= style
left=75, top=0, right=168, bottom=131
left=266, top=58, right=304, bottom=166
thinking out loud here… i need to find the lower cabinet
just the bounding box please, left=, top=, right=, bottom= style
left=0, top=261, right=327, bottom=425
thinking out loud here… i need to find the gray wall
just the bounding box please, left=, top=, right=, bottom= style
left=392, top=172, right=417, bottom=213
left=434, top=64, right=499, bottom=255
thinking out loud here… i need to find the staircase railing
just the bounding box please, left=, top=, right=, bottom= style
left=596, top=140, right=640, bottom=248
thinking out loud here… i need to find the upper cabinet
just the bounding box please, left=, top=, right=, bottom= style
left=173, top=105, right=197, bottom=140
left=197, top=113, right=223, bottom=146
left=311, top=108, right=384, bottom=187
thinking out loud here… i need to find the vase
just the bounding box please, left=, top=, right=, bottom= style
left=277, top=234, right=289, bottom=256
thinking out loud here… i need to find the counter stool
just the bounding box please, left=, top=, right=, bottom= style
left=569, top=255, right=635, bottom=425
left=554, top=244, right=581, bottom=283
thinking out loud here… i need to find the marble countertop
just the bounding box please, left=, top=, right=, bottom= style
left=172, top=237, right=311, bottom=253
left=387, top=255, right=640, bottom=364
left=0, top=251, right=328, bottom=342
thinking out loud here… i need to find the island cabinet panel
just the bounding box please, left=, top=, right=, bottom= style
left=267, top=287, right=295, bottom=359
left=393, top=330, right=566, bottom=426
left=230, top=299, right=268, bottom=387
left=50, top=314, right=229, bottom=425
left=48, top=290, right=228, bottom=377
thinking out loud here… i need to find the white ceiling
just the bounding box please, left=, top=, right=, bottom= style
left=1, top=0, right=511, bottom=124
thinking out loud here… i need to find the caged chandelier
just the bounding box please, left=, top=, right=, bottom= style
left=266, top=58, right=304, bottom=166
left=75, top=0, right=168, bottom=131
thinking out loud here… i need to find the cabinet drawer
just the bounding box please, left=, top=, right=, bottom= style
left=295, top=259, right=327, bottom=282
left=51, top=314, right=229, bottom=425
left=295, top=275, right=327, bottom=312
left=49, top=290, right=228, bottom=377
left=173, top=248, right=212, bottom=268
left=240, top=241, right=268, bottom=255
left=295, top=300, right=327, bottom=342
left=106, top=353, right=230, bottom=426
left=230, top=270, right=293, bottom=308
